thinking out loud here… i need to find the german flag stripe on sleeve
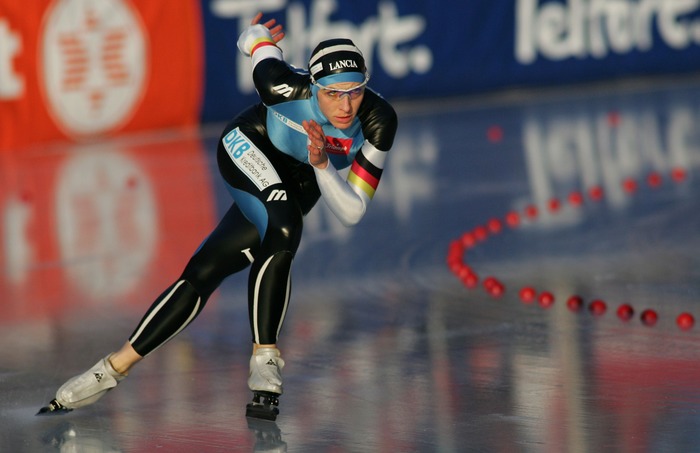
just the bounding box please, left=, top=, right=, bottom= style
left=354, top=149, right=383, bottom=179
left=348, top=160, right=381, bottom=199
left=347, top=171, right=377, bottom=199
left=251, top=38, right=276, bottom=55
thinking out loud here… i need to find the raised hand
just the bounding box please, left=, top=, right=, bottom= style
left=251, top=12, right=285, bottom=44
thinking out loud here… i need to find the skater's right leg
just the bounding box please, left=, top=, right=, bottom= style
left=109, top=341, right=143, bottom=374
left=130, top=204, right=261, bottom=357
left=38, top=342, right=143, bottom=414
left=41, top=278, right=201, bottom=414
left=40, top=278, right=205, bottom=414
left=41, top=204, right=261, bottom=414
left=53, top=355, right=126, bottom=409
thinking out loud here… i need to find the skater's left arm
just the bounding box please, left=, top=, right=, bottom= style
left=303, top=95, right=398, bottom=227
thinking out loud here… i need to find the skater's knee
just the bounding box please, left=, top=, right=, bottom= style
left=181, top=241, right=256, bottom=296
left=180, top=263, right=220, bottom=298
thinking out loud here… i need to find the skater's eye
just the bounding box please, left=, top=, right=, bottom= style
left=322, top=87, right=365, bottom=100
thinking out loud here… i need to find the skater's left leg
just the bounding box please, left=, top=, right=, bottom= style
left=242, top=209, right=304, bottom=420
left=246, top=345, right=285, bottom=420
left=248, top=345, right=285, bottom=394
left=216, top=125, right=319, bottom=420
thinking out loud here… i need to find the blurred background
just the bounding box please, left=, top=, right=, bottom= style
left=3, top=1, right=700, bottom=452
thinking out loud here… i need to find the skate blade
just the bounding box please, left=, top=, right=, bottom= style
left=246, top=402, right=279, bottom=421
left=246, top=416, right=281, bottom=431
left=36, top=399, right=73, bottom=416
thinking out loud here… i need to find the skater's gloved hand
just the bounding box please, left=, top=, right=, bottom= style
left=303, top=120, right=329, bottom=169
left=237, top=12, right=285, bottom=56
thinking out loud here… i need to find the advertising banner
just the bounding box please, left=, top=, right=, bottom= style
left=0, top=0, right=203, bottom=151
left=4, top=1, right=700, bottom=147
left=201, top=0, right=700, bottom=121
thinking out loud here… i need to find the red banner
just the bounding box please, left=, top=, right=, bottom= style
left=0, top=0, right=203, bottom=151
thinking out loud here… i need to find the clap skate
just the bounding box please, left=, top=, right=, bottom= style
left=37, top=355, right=126, bottom=416
left=246, top=347, right=284, bottom=421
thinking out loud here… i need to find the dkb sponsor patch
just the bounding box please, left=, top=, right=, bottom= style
left=222, top=128, right=281, bottom=191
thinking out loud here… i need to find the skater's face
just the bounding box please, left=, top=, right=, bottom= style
left=316, top=81, right=365, bottom=130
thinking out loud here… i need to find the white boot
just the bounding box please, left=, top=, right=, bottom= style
left=248, top=347, right=285, bottom=395
left=55, top=355, right=127, bottom=410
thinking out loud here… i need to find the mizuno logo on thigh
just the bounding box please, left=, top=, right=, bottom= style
left=267, top=190, right=287, bottom=202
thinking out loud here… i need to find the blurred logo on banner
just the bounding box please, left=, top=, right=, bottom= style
left=0, top=0, right=202, bottom=151
left=40, top=0, right=147, bottom=136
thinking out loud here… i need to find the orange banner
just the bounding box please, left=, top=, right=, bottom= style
left=0, top=0, right=202, bottom=151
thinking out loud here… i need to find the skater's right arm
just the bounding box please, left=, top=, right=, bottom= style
left=237, top=13, right=310, bottom=106
left=236, top=12, right=284, bottom=70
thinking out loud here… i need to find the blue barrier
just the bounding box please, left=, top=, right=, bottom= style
left=200, top=0, right=700, bottom=122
